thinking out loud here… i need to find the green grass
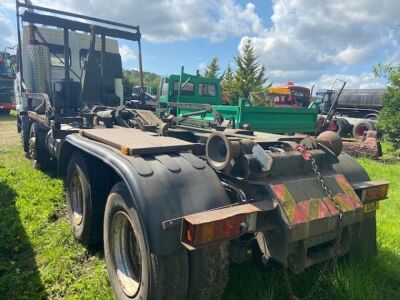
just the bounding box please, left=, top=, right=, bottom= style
left=0, top=114, right=399, bottom=299
left=0, top=115, right=112, bottom=299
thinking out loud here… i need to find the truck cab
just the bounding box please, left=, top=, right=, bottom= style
left=158, top=72, right=221, bottom=105
left=16, top=26, right=124, bottom=114
left=157, top=69, right=317, bottom=134
left=267, top=82, right=311, bottom=108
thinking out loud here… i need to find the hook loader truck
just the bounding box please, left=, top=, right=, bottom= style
left=14, top=1, right=390, bottom=299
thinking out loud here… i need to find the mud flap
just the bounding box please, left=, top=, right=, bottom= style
left=260, top=174, right=363, bottom=271
left=269, top=174, right=363, bottom=242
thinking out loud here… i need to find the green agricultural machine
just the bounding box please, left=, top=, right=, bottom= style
left=158, top=68, right=318, bottom=134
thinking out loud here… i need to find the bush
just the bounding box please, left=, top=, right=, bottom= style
left=375, top=64, right=400, bottom=149
left=378, top=89, right=400, bottom=149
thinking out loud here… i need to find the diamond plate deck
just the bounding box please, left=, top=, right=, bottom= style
left=80, top=128, right=199, bottom=155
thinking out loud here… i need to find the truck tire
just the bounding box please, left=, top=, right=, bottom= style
left=187, top=242, right=230, bottom=300
left=352, top=120, right=376, bottom=139
left=29, top=122, right=53, bottom=170
left=21, top=115, right=30, bottom=154
left=365, top=113, right=378, bottom=120
left=332, top=118, right=350, bottom=137
left=104, top=182, right=188, bottom=300
left=65, top=152, right=109, bottom=245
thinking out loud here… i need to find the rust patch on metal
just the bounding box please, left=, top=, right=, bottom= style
left=183, top=203, right=266, bottom=225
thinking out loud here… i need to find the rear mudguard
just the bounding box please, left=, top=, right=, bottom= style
left=61, top=134, right=230, bottom=255
left=332, top=153, right=370, bottom=183
left=333, top=153, right=377, bottom=257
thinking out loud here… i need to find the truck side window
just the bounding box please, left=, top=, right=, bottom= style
left=48, top=44, right=71, bottom=67
left=80, top=49, right=99, bottom=69
left=173, top=81, right=194, bottom=96
left=199, top=83, right=216, bottom=97
left=161, top=78, right=169, bottom=97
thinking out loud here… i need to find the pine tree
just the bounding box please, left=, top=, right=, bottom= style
left=204, top=57, right=220, bottom=78
left=234, top=39, right=267, bottom=99
left=221, top=63, right=240, bottom=104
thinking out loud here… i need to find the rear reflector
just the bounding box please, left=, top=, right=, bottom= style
left=181, top=203, right=266, bottom=250
left=352, top=180, right=389, bottom=203
left=120, top=146, right=129, bottom=155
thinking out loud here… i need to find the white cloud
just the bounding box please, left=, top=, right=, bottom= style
left=309, top=72, right=386, bottom=92
left=20, top=0, right=263, bottom=43
left=0, top=0, right=14, bottom=10
left=242, top=0, right=400, bottom=83
left=0, top=11, right=16, bottom=51
left=119, top=45, right=135, bottom=63
left=198, top=62, right=207, bottom=73
left=335, top=46, right=375, bottom=65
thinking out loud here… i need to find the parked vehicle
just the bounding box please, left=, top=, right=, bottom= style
left=0, top=52, right=16, bottom=113
left=15, top=2, right=389, bottom=300
left=316, top=88, right=385, bottom=120
left=126, top=85, right=157, bottom=109
left=314, top=82, right=379, bottom=138
left=158, top=70, right=318, bottom=134
left=267, top=82, right=311, bottom=107
left=132, top=85, right=153, bottom=98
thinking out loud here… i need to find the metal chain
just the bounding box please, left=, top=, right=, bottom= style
left=282, top=146, right=344, bottom=300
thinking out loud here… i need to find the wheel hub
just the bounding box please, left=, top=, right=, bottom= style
left=111, top=211, right=142, bottom=297
left=356, top=125, right=368, bottom=137
left=70, top=169, right=83, bottom=225
left=29, top=136, right=37, bottom=159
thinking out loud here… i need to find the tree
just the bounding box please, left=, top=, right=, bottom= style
left=373, top=63, right=400, bottom=149
left=221, top=63, right=240, bottom=103
left=122, top=69, right=162, bottom=100
left=234, top=39, right=268, bottom=99
left=204, top=57, right=220, bottom=78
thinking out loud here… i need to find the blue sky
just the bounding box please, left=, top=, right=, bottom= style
left=123, top=0, right=273, bottom=75
left=1, top=0, right=399, bottom=89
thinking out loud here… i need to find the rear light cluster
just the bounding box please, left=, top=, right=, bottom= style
left=180, top=203, right=264, bottom=250
left=353, top=180, right=389, bottom=203
left=182, top=215, right=247, bottom=249
left=363, top=184, right=389, bottom=203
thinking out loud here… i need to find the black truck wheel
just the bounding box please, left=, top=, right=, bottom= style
left=21, top=116, right=30, bottom=154
left=65, top=152, right=108, bottom=245
left=327, top=118, right=350, bottom=136
left=352, top=120, right=376, bottom=139
left=365, top=113, right=378, bottom=120
left=332, top=118, right=350, bottom=137
left=104, top=182, right=188, bottom=300
left=29, top=122, right=53, bottom=170
left=187, top=242, right=230, bottom=300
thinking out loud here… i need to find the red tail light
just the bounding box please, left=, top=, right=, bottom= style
left=352, top=180, right=389, bottom=203
left=182, top=215, right=247, bottom=249
left=180, top=203, right=264, bottom=250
